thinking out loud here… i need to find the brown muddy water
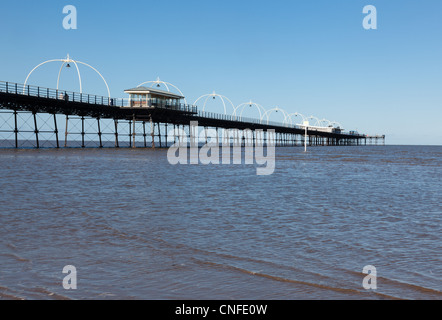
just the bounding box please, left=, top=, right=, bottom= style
left=0, top=145, right=441, bottom=300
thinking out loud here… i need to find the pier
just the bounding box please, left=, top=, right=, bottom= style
left=365, top=135, right=386, bottom=146
left=0, top=80, right=378, bottom=149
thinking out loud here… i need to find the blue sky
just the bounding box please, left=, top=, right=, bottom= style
left=1, top=0, right=441, bottom=144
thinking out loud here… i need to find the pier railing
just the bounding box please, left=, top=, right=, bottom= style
left=0, top=81, right=197, bottom=113
left=0, top=80, right=125, bottom=107
left=195, top=110, right=295, bottom=129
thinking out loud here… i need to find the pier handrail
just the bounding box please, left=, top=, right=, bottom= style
left=0, top=80, right=127, bottom=107
left=195, top=110, right=298, bottom=129
left=0, top=80, right=198, bottom=113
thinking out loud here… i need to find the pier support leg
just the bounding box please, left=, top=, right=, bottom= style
left=64, top=115, right=69, bottom=148
left=53, top=114, right=59, bottom=148
left=252, top=130, right=255, bottom=147
left=165, top=123, right=168, bottom=148
left=158, top=123, right=162, bottom=148
left=14, top=110, right=18, bottom=149
left=204, top=127, right=208, bottom=145
left=132, top=115, right=136, bottom=148
left=150, top=118, right=155, bottom=149
left=114, top=119, right=119, bottom=148
left=97, top=118, right=102, bottom=148
left=129, top=120, right=132, bottom=148
left=81, top=116, right=85, bottom=148
left=33, top=112, right=39, bottom=149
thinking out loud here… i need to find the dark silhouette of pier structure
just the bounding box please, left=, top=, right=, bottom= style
left=0, top=81, right=378, bottom=149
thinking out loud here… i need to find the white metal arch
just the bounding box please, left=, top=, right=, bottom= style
left=56, top=60, right=82, bottom=94
left=57, top=61, right=68, bottom=90
left=23, top=54, right=111, bottom=98
left=331, top=121, right=343, bottom=129
left=308, top=116, right=322, bottom=127
left=76, top=61, right=111, bottom=98
left=261, top=107, right=290, bottom=126
left=320, top=119, right=333, bottom=127
left=193, top=91, right=235, bottom=115
left=287, top=112, right=308, bottom=126
left=24, top=59, right=66, bottom=93
left=233, top=100, right=266, bottom=120
left=137, top=77, right=187, bottom=104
